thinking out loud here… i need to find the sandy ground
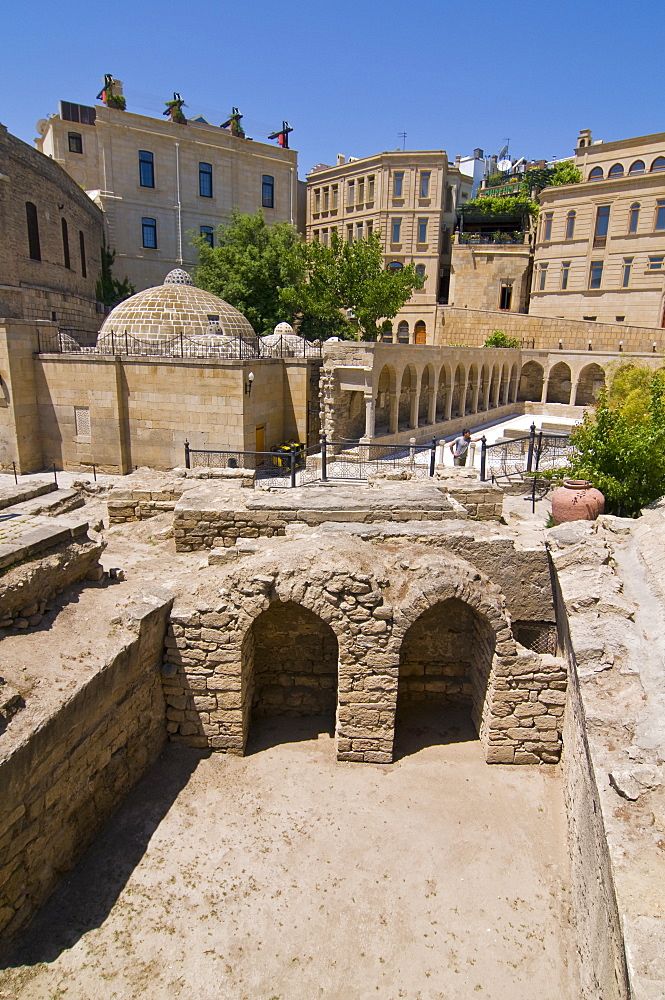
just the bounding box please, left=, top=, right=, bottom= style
left=0, top=710, right=579, bottom=1000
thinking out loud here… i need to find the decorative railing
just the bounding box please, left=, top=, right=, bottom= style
left=37, top=330, right=323, bottom=360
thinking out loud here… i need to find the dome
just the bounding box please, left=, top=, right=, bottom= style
left=97, top=269, right=257, bottom=354
left=273, top=321, right=294, bottom=336
left=261, top=329, right=319, bottom=358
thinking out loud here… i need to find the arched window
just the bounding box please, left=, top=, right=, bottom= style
left=651, top=157, right=665, bottom=172
left=414, top=320, right=427, bottom=344
left=608, top=163, right=624, bottom=178
left=388, top=261, right=403, bottom=273
left=629, top=203, right=640, bottom=234
left=397, top=320, right=409, bottom=343
left=415, top=264, right=426, bottom=279
left=629, top=160, right=645, bottom=174
left=61, top=218, right=71, bottom=269
left=565, top=210, right=576, bottom=239
left=25, top=202, right=41, bottom=260
left=588, top=166, right=603, bottom=180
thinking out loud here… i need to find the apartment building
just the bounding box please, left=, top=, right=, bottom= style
left=531, top=129, right=665, bottom=328
left=36, top=89, right=299, bottom=291
left=306, top=151, right=471, bottom=344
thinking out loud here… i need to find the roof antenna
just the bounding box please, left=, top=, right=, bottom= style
left=398, top=131, right=407, bottom=150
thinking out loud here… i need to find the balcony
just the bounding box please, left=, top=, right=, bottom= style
left=455, top=232, right=529, bottom=247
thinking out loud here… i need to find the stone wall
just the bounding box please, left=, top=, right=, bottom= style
left=449, top=242, right=532, bottom=314
left=0, top=598, right=171, bottom=946
left=397, top=599, right=474, bottom=708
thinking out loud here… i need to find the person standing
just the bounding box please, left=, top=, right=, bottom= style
left=450, top=428, right=475, bottom=467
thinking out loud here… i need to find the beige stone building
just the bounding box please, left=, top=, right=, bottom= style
left=531, top=128, right=665, bottom=328
left=306, top=151, right=472, bottom=344
left=36, top=88, right=299, bottom=292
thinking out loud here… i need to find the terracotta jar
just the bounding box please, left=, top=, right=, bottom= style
left=551, top=479, right=605, bottom=525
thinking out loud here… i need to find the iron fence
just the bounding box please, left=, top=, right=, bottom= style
left=480, top=423, right=574, bottom=482
left=37, top=330, right=323, bottom=360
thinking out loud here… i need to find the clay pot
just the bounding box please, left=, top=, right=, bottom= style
left=551, top=479, right=605, bottom=525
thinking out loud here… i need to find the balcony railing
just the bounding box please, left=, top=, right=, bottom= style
left=455, top=232, right=528, bottom=247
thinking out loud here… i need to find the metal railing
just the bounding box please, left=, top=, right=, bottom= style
left=480, top=423, right=573, bottom=482
left=37, top=330, right=323, bottom=360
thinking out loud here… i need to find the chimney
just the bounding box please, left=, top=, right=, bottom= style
left=577, top=128, right=592, bottom=149
left=474, top=148, right=483, bottom=159
left=337, top=154, right=346, bottom=166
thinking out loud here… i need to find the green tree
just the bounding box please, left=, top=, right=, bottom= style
left=95, top=236, right=134, bottom=308
left=193, top=211, right=306, bottom=335
left=301, top=230, right=423, bottom=341
left=550, top=161, right=582, bottom=185
left=483, top=330, right=521, bottom=349
left=567, top=364, right=665, bottom=516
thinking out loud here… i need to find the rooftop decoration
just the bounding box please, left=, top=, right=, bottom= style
left=268, top=121, right=293, bottom=148
left=164, top=93, right=187, bottom=124
left=96, top=74, right=126, bottom=111
left=221, top=108, right=245, bottom=138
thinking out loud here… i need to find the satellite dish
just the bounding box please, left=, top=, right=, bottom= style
left=35, top=119, right=48, bottom=135
left=497, top=159, right=512, bottom=172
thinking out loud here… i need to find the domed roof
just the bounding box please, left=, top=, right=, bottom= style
left=273, top=321, right=294, bottom=336
left=97, top=269, right=257, bottom=352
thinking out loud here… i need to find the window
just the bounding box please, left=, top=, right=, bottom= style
left=79, top=231, right=86, bottom=278
left=629, top=160, right=645, bottom=174
left=594, top=205, right=610, bottom=246
left=616, top=316, right=625, bottom=322
left=445, top=185, right=454, bottom=212
left=648, top=256, right=664, bottom=270
left=347, top=224, right=353, bottom=244
left=61, top=218, right=70, bottom=269
left=200, top=225, right=214, bottom=247
left=543, top=212, right=553, bottom=241
left=392, top=218, right=402, bottom=243
left=139, top=150, right=154, bottom=187
left=366, top=219, right=373, bottom=239
left=313, top=229, right=320, bottom=242
left=368, top=175, right=375, bottom=201
left=655, top=200, right=665, bottom=230
left=420, top=172, right=430, bottom=198
left=262, top=175, right=274, bottom=208
left=561, top=261, right=571, bottom=290
left=393, top=172, right=404, bottom=197
left=417, top=218, right=428, bottom=243
left=68, top=131, right=83, bottom=154
left=314, top=189, right=321, bottom=213
left=332, top=184, right=338, bottom=209
left=382, top=323, right=393, bottom=343
left=388, top=261, right=403, bottom=273
left=537, top=263, right=548, bottom=291
left=358, top=179, right=364, bottom=204
left=74, top=406, right=90, bottom=437
left=323, top=187, right=329, bottom=211
left=199, top=162, right=213, bottom=198
left=26, top=202, right=41, bottom=260
left=499, top=282, right=513, bottom=310
left=608, top=163, right=624, bottom=177
left=565, top=211, right=576, bottom=239
left=142, top=217, right=157, bottom=248
left=356, top=222, right=363, bottom=242
left=651, top=157, right=665, bottom=172
left=415, top=263, right=426, bottom=280
left=589, top=260, right=603, bottom=289
left=629, top=202, right=640, bottom=233
left=622, top=257, right=633, bottom=287
left=322, top=228, right=329, bottom=246
left=588, top=166, right=603, bottom=180
left=347, top=181, right=355, bottom=206
left=397, top=320, right=409, bottom=343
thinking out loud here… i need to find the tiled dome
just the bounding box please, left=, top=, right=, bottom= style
left=97, top=270, right=257, bottom=352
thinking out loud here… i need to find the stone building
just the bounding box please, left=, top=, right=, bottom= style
left=0, top=124, right=103, bottom=336
left=531, top=128, right=665, bottom=328
left=36, top=87, right=299, bottom=291
left=0, top=269, right=321, bottom=474
left=306, top=150, right=472, bottom=345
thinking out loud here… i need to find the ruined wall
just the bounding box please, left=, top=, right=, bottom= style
left=0, top=599, right=171, bottom=945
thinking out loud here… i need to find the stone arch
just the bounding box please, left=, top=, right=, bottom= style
left=399, top=363, right=417, bottom=429
left=451, top=363, right=465, bottom=418
left=546, top=362, right=572, bottom=404
left=242, top=599, right=339, bottom=743
left=574, top=363, right=605, bottom=406
left=375, top=363, right=397, bottom=434
left=435, top=364, right=451, bottom=422
left=518, top=361, right=544, bottom=402
left=419, top=363, right=435, bottom=424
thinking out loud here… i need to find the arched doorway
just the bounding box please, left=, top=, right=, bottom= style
left=546, top=362, right=572, bottom=404
left=245, top=601, right=339, bottom=743
left=419, top=365, right=434, bottom=425
left=398, top=364, right=417, bottom=429
left=518, top=361, right=544, bottom=402
left=414, top=320, right=427, bottom=345
left=394, top=598, right=496, bottom=756
left=375, top=363, right=397, bottom=434
left=574, top=363, right=605, bottom=406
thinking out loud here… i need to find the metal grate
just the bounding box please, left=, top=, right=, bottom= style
left=512, top=621, right=558, bottom=655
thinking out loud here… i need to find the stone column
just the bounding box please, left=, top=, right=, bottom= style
left=427, top=387, right=436, bottom=424
left=460, top=376, right=469, bottom=416
left=471, top=379, right=481, bottom=414
left=444, top=386, right=453, bottom=422
left=388, top=391, right=398, bottom=435
left=482, top=378, right=491, bottom=412
left=540, top=374, right=549, bottom=404
left=360, top=393, right=376, bottom=441
left=409, top=387, right=419, bottom=429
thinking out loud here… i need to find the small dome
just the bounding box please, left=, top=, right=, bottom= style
left=273, top=321, right=294, bottom=336
left=97, top=269, right=257, bottom=354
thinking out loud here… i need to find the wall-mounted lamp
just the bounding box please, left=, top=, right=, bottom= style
left=558, top=339, right=563, bottom=350
left=619, top=341, right=623, bottom=352
left=588, top=341, right=593, bottom=351
left=653, top=343, right=658, bottom=354
left=245, top=371, right=255, bottom=396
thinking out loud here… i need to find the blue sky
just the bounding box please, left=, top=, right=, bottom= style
left=2, top=0, right=663, bottom=177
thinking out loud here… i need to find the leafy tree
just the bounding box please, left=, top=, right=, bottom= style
left=567, top=364, right=665, bottom=516
left=550, top=161, right=582, bottom=185
left=483, top=330, right=521, bottom=349
left=95, top=236, right=134, bottom=308
left=460, top=196, right=538, bottom=219
left=193, top=211, right=306, bottom=335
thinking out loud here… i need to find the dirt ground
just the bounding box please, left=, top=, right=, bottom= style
left=0, top=709, right=579, bottom=1000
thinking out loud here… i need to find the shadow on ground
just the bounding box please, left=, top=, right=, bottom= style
left=246, top=713, right=335, bottom=754
left=393, top=705, right=477, bottom=761
left=1, top=744, right=203, bottom=970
